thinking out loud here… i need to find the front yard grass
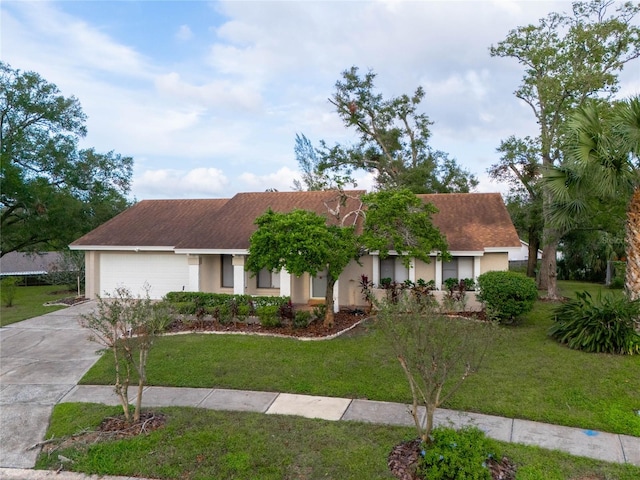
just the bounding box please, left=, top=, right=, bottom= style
left=0, top=284, right=70, bottom=326
left=37, top=403, right=640, bottom=480
left=79, top=280, right=640, bottom=436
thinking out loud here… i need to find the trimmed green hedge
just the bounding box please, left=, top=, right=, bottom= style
left=163, top=292, right=291, bottom=315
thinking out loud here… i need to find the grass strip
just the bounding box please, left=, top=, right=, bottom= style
left=0, top=285, right=69, bottom=326
left=37, top=403, right=640, bottom=480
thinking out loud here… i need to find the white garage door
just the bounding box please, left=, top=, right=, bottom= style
left=100, top=252, right=189, bottom=299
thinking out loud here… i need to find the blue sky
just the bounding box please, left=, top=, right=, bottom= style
left=2, top=0, right=639, bottom=200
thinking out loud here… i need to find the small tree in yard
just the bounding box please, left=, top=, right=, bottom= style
left=1, top=276, right=18, bottom=307
left=246, top=208, right=360, bottom=329
left=79, top=286, right=171, bottom=423
left=377, top=296, right=498, bottom=445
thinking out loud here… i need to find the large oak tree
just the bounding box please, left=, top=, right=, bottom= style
left=1, top=62, right=132, bottom=256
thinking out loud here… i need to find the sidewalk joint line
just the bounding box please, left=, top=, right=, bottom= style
left=195, top=388, right=216, bottom=408
left=338, top=399, right=354, bottom=421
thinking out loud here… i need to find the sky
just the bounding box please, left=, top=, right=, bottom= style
left=2, top=0, right=639, bottom=200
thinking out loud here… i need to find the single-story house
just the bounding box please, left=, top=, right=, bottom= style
left=70, top=190, right=521, bottom=310
left=0, top=251, right=63, bottom=278
left=509, top=240, right=543, bottom=262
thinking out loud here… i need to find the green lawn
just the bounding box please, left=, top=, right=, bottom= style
left=37, top=403, right=640, bottom=480
left=80, top=280, right=640, bottom=437
left=0, top=284, right=72, bottom=326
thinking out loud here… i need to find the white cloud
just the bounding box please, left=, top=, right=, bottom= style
left=154, top=72, right=262, bottom=110
left=238, top=167, right=299, bottom=192
left=2, top=1, right=150, bottom=79
left=134, top=168, right=230, bottom=198
left=175, top=24, right=193, bottom=42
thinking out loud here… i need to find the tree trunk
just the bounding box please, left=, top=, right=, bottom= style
left=625, top=187, right=640, bottom=301
left=527, top=233, right=541, bottom=278
left=323, top=273, right=336, bottom=328
left=539, top=237, right=560, bottom=298
left=540, top=179, right=562, bottom=299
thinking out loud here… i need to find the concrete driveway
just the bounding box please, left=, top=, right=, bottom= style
left=0, top=302, right=100, bottom=468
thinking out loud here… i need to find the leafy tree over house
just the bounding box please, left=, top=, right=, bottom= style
left=246, top=188, right=448, bottom=328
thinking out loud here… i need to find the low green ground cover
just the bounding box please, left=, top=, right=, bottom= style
left=37, top=403, right=640, bottom=480
left=80, top=281, right=640, bottom=436
left=0, top=285, right=70, bottom=326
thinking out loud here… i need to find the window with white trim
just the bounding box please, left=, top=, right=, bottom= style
left=379, top=256, right=409, bottom=284
left=257, top=268, right=273, bottom=288
left=221, top=255, right=234, bottom=288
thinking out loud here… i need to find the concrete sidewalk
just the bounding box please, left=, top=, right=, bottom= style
left=1, top=302, right=101, bottom=469
left=60, top=385, right=640, bottom=467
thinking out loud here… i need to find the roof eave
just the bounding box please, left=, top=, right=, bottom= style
left=68, top=245, right=176, bottom=252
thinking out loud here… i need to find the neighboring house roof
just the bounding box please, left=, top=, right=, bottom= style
left=0, top=251, right=63, bottom=276
left=70, top=191, right=520, bottom=253
left=420, top=193, right=520, bottom=252
left=509, top=240, right=543, bottom=261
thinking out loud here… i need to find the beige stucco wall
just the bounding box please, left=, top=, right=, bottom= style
left=338, top=256, right=372, bottom=308
left=290, top=273, right=309, bottom=304
left=199, top=255, right=217, bottom=292
left=84, top=250, right=100, bottom=299
left=414, top=257, right=436, bottom=283
left=480, top=252, right=509, bottom=274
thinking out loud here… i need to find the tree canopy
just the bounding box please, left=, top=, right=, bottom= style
left=490, top=0, right=640, bottom=298
left=1, top=62, right=132, bottom=256
left=296, top=66, right=477, bottom=194
left=488, top=136, right=543, bottom=277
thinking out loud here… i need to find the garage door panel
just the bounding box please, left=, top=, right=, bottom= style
left=100, top=253, right=188, bottom=299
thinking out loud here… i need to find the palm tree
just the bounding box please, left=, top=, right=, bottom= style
left=549, top=97, right=640, bottom=300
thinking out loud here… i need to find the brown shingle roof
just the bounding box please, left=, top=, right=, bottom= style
left=70, top=199, right=228, bottom=247
left=419, top=193, right=520, bottom=251
left=176, top=190, right=366, bottom=250
left=70, top=191, right=519, bottom=252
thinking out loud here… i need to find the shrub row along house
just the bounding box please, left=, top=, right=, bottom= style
left=70, top=190, right=520, bottom=310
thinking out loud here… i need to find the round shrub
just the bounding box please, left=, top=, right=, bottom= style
left=549, top=291, right=640, bottom=355
left=256, top=305, right=281, bottom=327
left=419, top=426, right=498, bottom=480
left=476, top=271, right=538, bottom=323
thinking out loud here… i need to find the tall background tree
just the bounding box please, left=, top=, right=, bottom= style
left=291, top=133, right=336, bottom=191
left=0, top=62, right=132, bottom=256
left=307, top=66, right=477, bottom=194
left=490, top=0, right=640, bottom=298
left=488, top=136, right=543, bottom=278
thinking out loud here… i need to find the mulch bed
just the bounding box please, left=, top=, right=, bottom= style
left=98, top=411, right=167, bottom=439
left=164, top=309, right=370, bottom=338
left=388, top=439, right=517, bottom=480
left=44, top=295, right=87, bottom=306
left=40, top=412, right=167, bottom=456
